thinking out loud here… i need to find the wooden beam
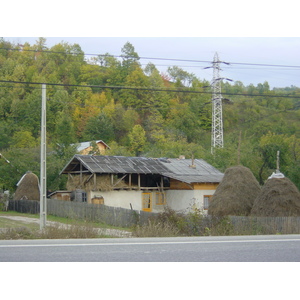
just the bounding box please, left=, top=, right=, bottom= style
left=80, top=163, right=83, bottom=188
left=67, top=170, right=90, bottom=174
left=68, top=173, right=74, bottom=181
left=83, top=173, right=94, bottom=184
left=113, top=174, right=127, bottom=187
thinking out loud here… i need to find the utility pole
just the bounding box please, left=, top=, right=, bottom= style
left=276, top=150, right=280, bottom=173
left=211, top=52, right=224, bottom=154
left=40, top=84, right=47, bottom=230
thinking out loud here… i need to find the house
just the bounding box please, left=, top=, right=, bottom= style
left=75, top=140, right=110, bottom=155
left=48, top=190, right=72, bottom=201
left=59, top=155, right=224, bottom=213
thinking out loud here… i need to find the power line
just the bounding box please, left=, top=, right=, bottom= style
left=1, top=79, right=300, bottom=99
left=2, top=47, right=300, bottom=69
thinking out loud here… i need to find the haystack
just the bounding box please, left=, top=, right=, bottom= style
left=251, top=175, right=300, bottom=217
left=14, top=171, right=40, bottom=201
left=208, top=165, right=261, bottom=217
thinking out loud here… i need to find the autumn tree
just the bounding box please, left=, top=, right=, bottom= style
left=129, top=124, right=146, bottom=156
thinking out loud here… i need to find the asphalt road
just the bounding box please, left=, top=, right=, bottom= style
left=1, top=234, right=300, bottom=262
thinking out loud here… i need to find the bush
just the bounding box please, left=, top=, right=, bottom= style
left=132, top=219, right=180, bottom=237
left=0, top=227, right=34, bottom=239
left=132, top=207, right=238, bottom=237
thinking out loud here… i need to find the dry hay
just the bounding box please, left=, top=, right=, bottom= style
left=208, top=165, right=261, bottom=217
left=251, top=177, right=300, bottom=217
left=14, top=171, right=40, bottom=201
left=66, top=174, right=129, bottom=191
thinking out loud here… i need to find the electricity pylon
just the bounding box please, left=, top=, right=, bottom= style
left=211, top=52, right=224, bottom=154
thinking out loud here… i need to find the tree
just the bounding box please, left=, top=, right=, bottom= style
left=121, top=42, right=140, bottom=71
left=83, top=112, right=115, bottom=142
left=129, top=125, right=146, bottom=156
left=165, top=98, right=199, bottom=142
left=120, top=66, right=149, bottom=110
left=144, top=63, right=171, bottom=116
left=10, top=130, right=37, bottom=148
left=167, top=66, right=196, bottom=87
left=0, top=147, right=40, bottom=191
left=53, top=110, right=76, bottom=146
left=113, top=105, right=140, bottom=143
left=0, top=120, right=14, bottom=150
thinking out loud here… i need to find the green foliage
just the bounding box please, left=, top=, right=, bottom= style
left=11, top=130, right=38, bottom=148
left=0, top=147, right=40, bottom=191
left=1, top=37, right=300, bottom=192
left=83, top=112, right=115, bottom=142
left=129, top=124, right=146, bottom=156
left=53, top=110, right=77, bottom=146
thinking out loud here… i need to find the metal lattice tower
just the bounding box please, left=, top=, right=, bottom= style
left=211, top=52, right=224, bottom=153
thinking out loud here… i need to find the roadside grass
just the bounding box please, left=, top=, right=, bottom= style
left=0, top=224, right=107, bottom=240
left=0, top=211, right=132, bottom=230
left=0, top=217, right=39, bottom=230
left=4, top=208, right=296, bottom=239
left=0, top=211, right=132, bottom=240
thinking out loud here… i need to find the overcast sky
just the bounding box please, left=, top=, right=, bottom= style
left=3, top=1, right=300, bottom=89
left=5, top=37, right=300, bottom=89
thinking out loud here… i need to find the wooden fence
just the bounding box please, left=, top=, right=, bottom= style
left=8, top=199, right=156, bottom=227
left=229, top=215, right=300, bottom=235
left=7, top=199, right=300, bottom=234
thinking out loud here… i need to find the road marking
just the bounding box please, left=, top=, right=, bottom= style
left=1, top=238, right=300, bottom=248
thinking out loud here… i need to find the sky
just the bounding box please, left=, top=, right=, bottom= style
left=4, top=36, right=300, bottom=89
left=3, top=1, right=300, bottom=90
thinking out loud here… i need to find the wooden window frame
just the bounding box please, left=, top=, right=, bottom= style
left=142, top=192, right=152, bottom=212
left=155, top=192, right=166, bottom=205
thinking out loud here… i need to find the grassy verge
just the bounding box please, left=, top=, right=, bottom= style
left=0, top=216, right=39, bottom=230
left=0, top=211, right=132, bottom=240
left=0, top=211, right=131, bottom=230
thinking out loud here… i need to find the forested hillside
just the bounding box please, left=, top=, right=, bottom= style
left=0, top=37, right=300, bottom=192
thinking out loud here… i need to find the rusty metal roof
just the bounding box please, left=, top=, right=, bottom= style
left=60, top=155, right=223, bottom=183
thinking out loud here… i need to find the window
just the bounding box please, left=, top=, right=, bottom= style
left=155, top=192, right=166, bottom=205
left=82, top=192, right=87, bottom=203
left=203, top=195, right=212, bottom=210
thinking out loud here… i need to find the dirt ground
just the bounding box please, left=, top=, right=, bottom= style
left=0, top=215, right=132, bottom=237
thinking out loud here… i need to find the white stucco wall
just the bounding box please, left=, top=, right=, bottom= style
left=90, top=190, right=143, bottom=210
left=89, top=189, right=216, bottom=214
left=166, top=189, right=216, bottom=213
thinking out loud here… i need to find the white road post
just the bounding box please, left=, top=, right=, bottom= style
left=40, top=84, right=47, bottom=230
